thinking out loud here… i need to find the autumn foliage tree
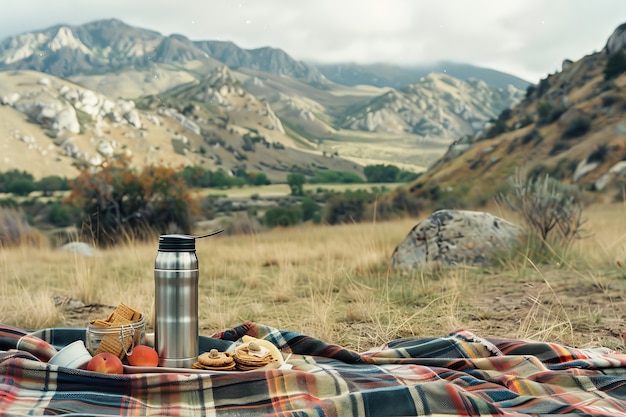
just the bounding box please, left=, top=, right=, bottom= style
left=67, top=158, right=196, bottom=246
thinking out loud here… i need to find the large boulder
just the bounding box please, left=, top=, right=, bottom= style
left=391, top=210, right=524, bottom=269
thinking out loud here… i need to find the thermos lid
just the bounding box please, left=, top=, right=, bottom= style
left=158, top=229, right=224, bottom=252
left=158, top=234, right=196, bottom=251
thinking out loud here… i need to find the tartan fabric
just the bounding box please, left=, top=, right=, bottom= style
left=1, top=322, right=626, bottom=416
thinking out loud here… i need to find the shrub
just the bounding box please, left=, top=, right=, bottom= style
left=549, top=141, right=572, bottom=156
left=309, top=170, right=364, bottom=184
left=46, top=202, right=77, bottom=227
left=364, top=164, right=400, bottom=183
left=562, top=115, right=591, bottom=139
left=322, top=190, right=373, bottom=225
left=372, top=188, right=424, bottom=220
left=300, top=197, right=320, bottom=223
left=497, top=170, right=586, bottom=246
left=263, top=206, right=302, bottom=227
left=37, top=175, right=70, bottom=196
left=604, top=51, right=626, bottom=80
left=536, top=102, right=554, bottom=123
left=0, top=207, right=45, bottom=248
left=587, top=144, right=609, bottom=163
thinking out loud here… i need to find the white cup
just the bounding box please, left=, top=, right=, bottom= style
left=49, top=340, right=93, bottom=369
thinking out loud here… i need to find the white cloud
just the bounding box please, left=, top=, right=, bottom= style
left=1, top=0, right=625, bottom=82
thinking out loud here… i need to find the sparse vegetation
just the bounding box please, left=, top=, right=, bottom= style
left=498, top=170, right=586, bottom=247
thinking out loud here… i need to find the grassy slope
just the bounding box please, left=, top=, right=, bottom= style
left=2, top=201, right=625, bottom=351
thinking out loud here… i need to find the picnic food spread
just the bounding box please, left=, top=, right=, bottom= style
left=82, top=303, right=286, bottom=373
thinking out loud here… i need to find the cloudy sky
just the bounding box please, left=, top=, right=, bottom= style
left=1, top=0, right=625, bottom=83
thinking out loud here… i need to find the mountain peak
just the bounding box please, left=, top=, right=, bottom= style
left=48, top=26, right=91, bottom=54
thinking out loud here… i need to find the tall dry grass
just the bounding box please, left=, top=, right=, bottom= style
left=1, top=202, right=625, bottom=351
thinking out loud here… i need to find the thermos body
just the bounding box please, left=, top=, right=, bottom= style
left=154, top=250, right=199, bottom=368
left=153, top=230, right=222, bottom=369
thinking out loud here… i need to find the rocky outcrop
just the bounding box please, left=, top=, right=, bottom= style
left=606, top=23, right=626, bottom=54
left=14, top=100, right=80, bottom=134
left=391, top=210, right=524, bottom=269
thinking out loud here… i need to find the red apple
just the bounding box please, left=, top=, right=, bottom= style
left=86, top=352, right=124, bottom=374
left=126, top=345, right=159, bottom=367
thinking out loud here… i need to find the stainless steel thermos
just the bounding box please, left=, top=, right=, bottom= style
left=154, top=230, right=223, bottom=368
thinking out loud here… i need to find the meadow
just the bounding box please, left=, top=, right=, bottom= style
left=1, top=202, right=625, bottom=353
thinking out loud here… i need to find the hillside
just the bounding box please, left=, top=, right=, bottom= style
left=0, top=69, right=360, bottom=180
left=400, top=22, right=626, bottom=206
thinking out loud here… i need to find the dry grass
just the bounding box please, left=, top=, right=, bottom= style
left=1, top=202, right=625, bottom=352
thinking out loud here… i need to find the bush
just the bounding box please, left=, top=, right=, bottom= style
left=587, top=144, right=609, bottom=163
left=604, top=51, right=626, bottom=80
left=309, top=170, right=364, bottom=184
left=263, top=206, right=302, bottom=227
left=322, top=190, right=373, bottom=225
left=497, top=170, right=586, bottom=246
left=373, top=188, right=424, bottom=221
left=46, top=202, right=76, bottom=227
left=562, top=115, right=591, bottom=139
left=300, top=197, right=320, bottom=223
left=364, top=164, right=400, bottom=183
left=549, top=141, right=572, bottom=156
left=37, top=175, right=70, bottom=196
left=0, top=207, right=45, bottom=248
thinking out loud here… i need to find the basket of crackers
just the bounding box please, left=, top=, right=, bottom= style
left=86, top=303, right=146, bottom=360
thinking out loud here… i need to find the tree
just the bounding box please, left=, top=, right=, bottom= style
left=0, top=169, right=34, bottom=193
left=7, top=179, right=35, bottom=196
left=287, top=173, right=305, bottom=196
left=67, top=158, right=196, bottom=246
left=37, top=175, right=69, bottom=196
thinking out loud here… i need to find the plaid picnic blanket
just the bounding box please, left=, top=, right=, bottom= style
left=2, top=321, right=626, bottom=416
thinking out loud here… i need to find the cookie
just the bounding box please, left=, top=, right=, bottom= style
left=193, top=349, right=236, bottom=371
left=233, top=341, right=274, bottom=371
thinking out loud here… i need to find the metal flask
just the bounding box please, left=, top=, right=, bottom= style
left=154, top=229, right=223, bottom=368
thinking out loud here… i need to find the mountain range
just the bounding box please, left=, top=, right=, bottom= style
left=0, top=19, right=525, bottom=180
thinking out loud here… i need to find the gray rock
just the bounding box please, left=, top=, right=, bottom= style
left=61, top=241, right=95, bottom=257
left=391, top=210, right=524, bottom=269
left=573, top=159, right=599, bottom=182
